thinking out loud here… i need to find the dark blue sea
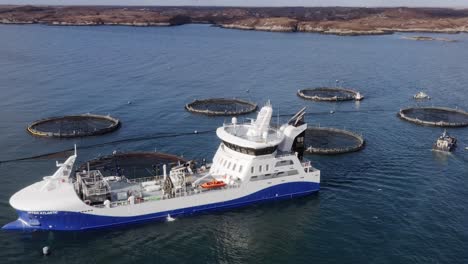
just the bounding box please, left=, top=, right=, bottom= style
left=0, top=24, right=467, bottom=263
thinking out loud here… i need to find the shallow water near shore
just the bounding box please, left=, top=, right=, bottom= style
left=0, top=24, right=467, bottom=263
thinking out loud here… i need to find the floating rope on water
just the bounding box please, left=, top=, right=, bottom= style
left=1, top=107, right=392, bottom=164
left=0, top=130, right=215, bottom=164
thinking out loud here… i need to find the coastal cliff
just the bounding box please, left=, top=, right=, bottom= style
left=1, top=5, right=468, bottom=35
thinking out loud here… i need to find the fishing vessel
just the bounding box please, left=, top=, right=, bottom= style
left=3, top=103, right=320, bottom=231
left=432, top=130, right=457, bottom=152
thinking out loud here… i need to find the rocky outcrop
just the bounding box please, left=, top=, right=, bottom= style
left=1, top=5, right=468, bottom=36
left=402, top=36, right=458, bottom=42
left=1, top=18, right=34, bottom=24
left=220, top=17, right=298, bottom=32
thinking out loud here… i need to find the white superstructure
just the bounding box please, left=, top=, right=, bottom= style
left=3, top=103, right=320, bottom=231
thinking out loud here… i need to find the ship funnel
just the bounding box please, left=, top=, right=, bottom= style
left=278, top=107, right=308, bottom=160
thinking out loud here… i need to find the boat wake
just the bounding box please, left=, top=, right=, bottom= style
left=166, top=214, right=176, bottom=222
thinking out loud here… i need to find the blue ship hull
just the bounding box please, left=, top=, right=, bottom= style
left=3, top=182, right=319, bottom=231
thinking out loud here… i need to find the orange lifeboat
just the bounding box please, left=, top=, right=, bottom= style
left=201, top=180, right=226, bottom=189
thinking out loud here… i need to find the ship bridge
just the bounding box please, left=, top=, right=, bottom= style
left=216, top=102, right=284, bottom=156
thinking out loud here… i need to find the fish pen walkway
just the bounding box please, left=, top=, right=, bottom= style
left=398, top=107, right=468, bottom=127
left=304, top=127, right=365, bottom=155
left=298, top=87, right=362, bottom=101
left=27, top=113, right=121, bottom=138
left=185, top=98, right=257, bottom=116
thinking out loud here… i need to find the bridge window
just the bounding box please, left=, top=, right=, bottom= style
left=259, top=165, right=262, bottom=172
left=232, top=164, right=237, bottom=171
left=251, top=166, right=254, bottom=174
left=276, top=171, right=285, bottom=177
left=275, top=160, right=293, bottom=167
left=222, top=141, right=277, bottom=156
left=239, top=165, right=243, bottom=173
left=266, top=164, right=269, bottom=171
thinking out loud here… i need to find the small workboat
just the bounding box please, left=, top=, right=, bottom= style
left=201, top=180, right=226, bottom=189
left=414, top=91, right=430, bottom=100
left=354, top=92, right=364, bottom=101
left=432, top=130, right=456, bottom=152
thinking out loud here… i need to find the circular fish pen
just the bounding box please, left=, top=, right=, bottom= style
left=398, top=107, right=468, bottom=127
left=78, top=152, right=186, bottom=178
left=297, top=87, right=362, bottom=101
left=304, top=127, right=365, bottom=155
left=185, top=98, right=258, bottom=116
left=27, top=114, right=121, bottom=138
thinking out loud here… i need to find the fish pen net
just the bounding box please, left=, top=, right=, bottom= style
left=185, top=98, right=258, bottom=116
left=304, top=127, right=365, bottom=155
left=398, top=107, right=468, bottom=127
left=78, top=152, right=186, bottom=179
left=27, top=114, right=121, bottom=138
left=298, top=87, right=359, bottom=101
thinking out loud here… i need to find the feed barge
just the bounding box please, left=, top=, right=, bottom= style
left=3, top=103, right=320, bottom=231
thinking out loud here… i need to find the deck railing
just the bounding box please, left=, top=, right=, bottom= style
left=127, top=175, right=163, bottom=184
left=92, top=182, right=242, bottom=209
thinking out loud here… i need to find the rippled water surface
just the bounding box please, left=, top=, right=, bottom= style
left=0, top=24, right=467, bottom=264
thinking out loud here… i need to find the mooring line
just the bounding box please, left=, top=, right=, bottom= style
left=279, top=108, right=392, bottom=117
left=0, top=108, right=398, bottom=164
left=0, top=130, right=216, bottom=164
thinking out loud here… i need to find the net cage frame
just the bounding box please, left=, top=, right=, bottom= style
left=78, top=152, right=187, bottom=178
left=397, top=107, right=468, bottom=127
left=304, top=127, right=365, bottom=155
left=27, top=113, right=121, bottom=138
left=185, top=98, right=258, bottom=116
left=297, top=87, right=360, bottom=102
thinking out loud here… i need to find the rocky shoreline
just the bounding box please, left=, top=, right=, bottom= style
left=1, top=5, right=468, bottom=36
left=402, top=36, right=458, bottom=42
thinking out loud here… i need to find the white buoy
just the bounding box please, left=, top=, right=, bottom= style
left=194, top=130, right=198, bottom=134
left=127, top=101, right=132, bottom=105
left=166, top=214, right=175, bottom=222
left=42, top=246, right=50, bottom=256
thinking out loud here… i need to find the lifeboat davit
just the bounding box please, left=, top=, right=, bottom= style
left=201, top=180, right=226, bottom=189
